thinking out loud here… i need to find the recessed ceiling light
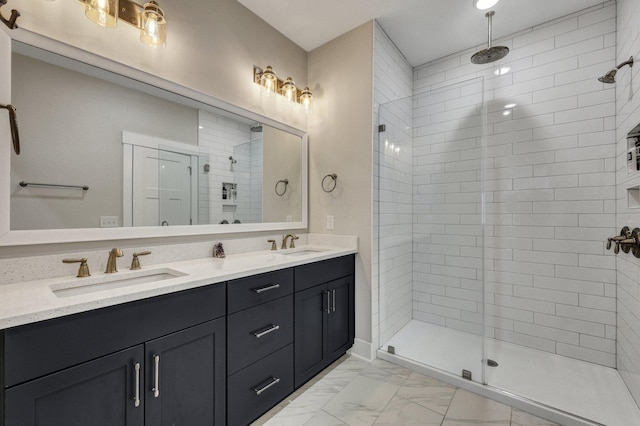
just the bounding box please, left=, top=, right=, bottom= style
left=474, top=0, right=500, bottom=10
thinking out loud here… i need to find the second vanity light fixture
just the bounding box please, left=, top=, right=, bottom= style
left=79, top=0, right=167, bottom=48
left=254, top=65, right=313, bottom=112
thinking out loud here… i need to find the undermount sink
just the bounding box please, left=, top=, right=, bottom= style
left=50, top=268, right=186, bottom=298
left=280, top=249, right=325, bottom=257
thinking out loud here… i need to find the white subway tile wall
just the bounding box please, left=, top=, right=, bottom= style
left=408, top=2, right=617, bottom=367
left=374, top=23, right=414, bottom=349
left=616, top=0, right=640, bottom=408
left=198, top=110, right=261, bottom=225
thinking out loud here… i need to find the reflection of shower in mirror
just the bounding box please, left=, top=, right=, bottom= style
left=229, top=155, right=237, bottom=171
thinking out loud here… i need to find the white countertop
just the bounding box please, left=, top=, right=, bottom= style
left=0, top=244, right=357, bottom=330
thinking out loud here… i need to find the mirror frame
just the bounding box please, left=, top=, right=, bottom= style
left=0, top=29, right=308, bottom=246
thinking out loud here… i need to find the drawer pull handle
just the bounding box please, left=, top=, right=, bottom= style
left=252, top=324, right=280, bottom=338
left=152, top=355, right=160, bottom=398
left=253, top=376, right=280, bottom=395
left=326, top=290, right=331, bottom=314
left=253, top=283, right=280, bottom=294
left=133, top=362, right=141, bottom=408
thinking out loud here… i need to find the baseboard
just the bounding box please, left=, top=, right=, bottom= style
left=348, top=338, right=374, bottom=361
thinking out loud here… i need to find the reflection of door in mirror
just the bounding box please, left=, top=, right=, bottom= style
left=131, top=146, right=193, bottom=226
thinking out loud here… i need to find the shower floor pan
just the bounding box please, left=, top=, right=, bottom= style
left=381, top=320, right=640, bottom=426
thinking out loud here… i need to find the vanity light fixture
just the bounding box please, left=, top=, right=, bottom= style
left=84, top=0, right=118, bottom=28
left=79, top=0, right=167, bottom=47
left=254, top=65, right=313, bottom=111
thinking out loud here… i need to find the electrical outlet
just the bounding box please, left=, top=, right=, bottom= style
left=100, top=216, right=119, bottom=228
left=326, top=215, right=334, bottom=230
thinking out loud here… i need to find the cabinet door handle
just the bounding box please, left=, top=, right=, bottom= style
left=332, top=289, right=336, bottom=312
left=152, top=355, right=160, bottom=398
left=325, top=290, right=331, bottom=314
left=252, top=324, right=280, bottom=338
left=253, top=377, right=280, bottom=395
left=253, top=283, right=280, bottom=294
left=133, top=362, right=141, bottom=408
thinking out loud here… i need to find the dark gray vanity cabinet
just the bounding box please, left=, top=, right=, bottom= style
left=294, top=255, right=355, bottom=388
left=1, top=284, right=227, bottom=426
left=226, top=269, right=295, bottom=426
left=0, top=254, right=355, bottom=426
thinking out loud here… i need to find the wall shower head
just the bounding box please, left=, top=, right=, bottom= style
left=471, top=11, right=509, bottom=64
left=229, top=156, right=237, bottom=164
left=598, top=56, right=633, bottom=84
left=598, top=69, right=617, bottom=84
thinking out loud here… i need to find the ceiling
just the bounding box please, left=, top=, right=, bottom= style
left=237, top=0, right=607, bottom=66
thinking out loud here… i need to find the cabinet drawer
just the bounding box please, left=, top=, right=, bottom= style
left=227, top=268, right=293, bottom=314
left=3, top=283, right=226, bottom=388
left=227, top=344, right=293, bottom=426
left=294, top=254, right=355, bottom=292
left=227, top=295, right=293, bottom=375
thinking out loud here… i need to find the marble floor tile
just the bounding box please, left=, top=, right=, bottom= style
left=444, top=389, right=512, bottom=423
left=323, top=375, right=402, bottom=426
left=374, top=395, right=444, bottom=425
left=303, top=410, right=346, bottom=425
left=253, top=356, right=568, bottom=426
left=395, top=370, right=456, bottom=415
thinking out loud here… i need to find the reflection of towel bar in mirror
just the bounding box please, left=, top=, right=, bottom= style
left=275, top=179, right=289, bottom=196
left=19, top=181, right=89, bottom=191
left=322, top=173, right=337, bottom=193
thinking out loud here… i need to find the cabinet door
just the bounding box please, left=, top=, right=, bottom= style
left=327, top=276, right=354, bottom=363
left=294, top=284, right=328, bottom=388
left=144, top=318, right=226, bottom=426
left=5, top=346, right=144, bottom=426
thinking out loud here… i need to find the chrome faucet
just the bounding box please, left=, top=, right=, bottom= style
left=281, top=234, right=298, bottom=249
left=105, top=248, right=123, bottom=273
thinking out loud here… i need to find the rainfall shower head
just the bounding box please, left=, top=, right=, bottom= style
left=598, top=56, right=634, bottom=84
left=471, top=11, right=509, bottom=64
left=229, top=156, right=237, bottom=164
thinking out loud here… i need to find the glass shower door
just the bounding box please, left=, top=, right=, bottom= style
left=377, top=76, right=487, bottom=384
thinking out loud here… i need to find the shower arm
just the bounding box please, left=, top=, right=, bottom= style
left=486, top=11, right=494, bottom=49
left=617, top=56, right=634, bottom=70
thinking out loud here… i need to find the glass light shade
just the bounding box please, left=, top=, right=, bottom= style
left=300, top=87, right=313, bottom=112
left=85, top=0, right=118, bottom=28
left=141, top=2, right=167, bottom=48
left=474, top=0, right=500, bottom=10
left=280, top=77, right=297, bottom=103
left=260, top=66, right=278, bottom=94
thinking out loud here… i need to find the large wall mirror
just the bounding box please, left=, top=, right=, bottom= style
left=3, top=40, right=307, bottom=244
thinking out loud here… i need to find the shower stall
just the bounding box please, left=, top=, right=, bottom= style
left=376, top=77, right=640, bottom=425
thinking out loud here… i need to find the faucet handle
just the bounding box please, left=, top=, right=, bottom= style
left=62, top=258, right=91, bottom=278
left=290, top=234, right=299, bottom=249
left=268, top=240, right=277, bottom=251
left=130, top=251, right=151, bottom=270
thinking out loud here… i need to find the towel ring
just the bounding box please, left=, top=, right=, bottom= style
left=275, top=179, right=289, bottom=196
left=322, top=173, right=337, bottom=193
